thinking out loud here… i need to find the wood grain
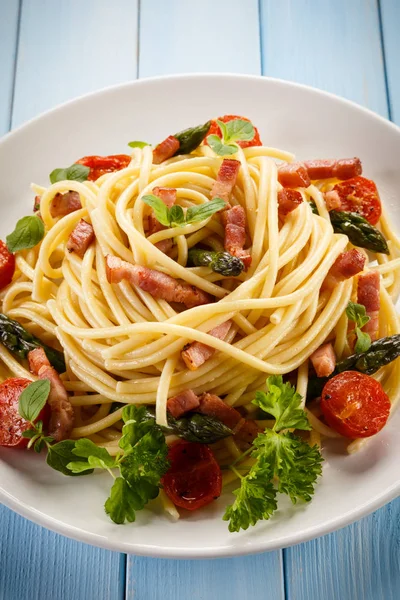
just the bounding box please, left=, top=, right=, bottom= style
left=380, top=0, right=400, bottom=122
left=0, top=0, right=20, bottom=135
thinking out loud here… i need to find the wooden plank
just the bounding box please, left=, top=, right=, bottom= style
left=0, top=0, right=20, bottom=135
left=259, top=0, right=388, bottom=117
left=12, top=0, right=139, bottom=127
left=127, top=553, right=284, bottom=600
left=380, top=0, right=400, bottom=123
left=0, top=505, right=125, bottom=600
left=139, top=0, right=261, bottom=76
left=284, top=499, right=400, bottom=600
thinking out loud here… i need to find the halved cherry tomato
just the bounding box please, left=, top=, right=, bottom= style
left=0, top=240, right=15, bottom=290
left=333, top=176, right=382, bottom=225
left=0, top=378, right=50, bottom=447
left=75, top=154, right=131, bottom=181
left=321, top=371, right=390, bottom=438
left=161, top=440, right=222, bottom=511
left=205, top=114, right=262, bottom=148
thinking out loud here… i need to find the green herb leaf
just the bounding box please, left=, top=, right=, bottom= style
left=119, top=405, right=157, bottom=451
left=18, top=379, right=50, bottom=423
left=34, top=438, right=45, bottom=453
left=169, top=205, right=185, bottom=226
left=69, top=438, right=118, bottom=471
left=104, top=477, right=139, bottom=524
left=206, top=134, right=238, bottom=156
left=141, top=194, right=170, bottom=227
left=219, top=118, right=255, bottom=143
left=6, top=215, right=45, bottom=253
left=186, top=197, right=226, bottom=223
left=128, top=141, right=150, bottom=149
left=346, top=301, right=370, bottom=329
left=21, top=429, right=39, bottom=439
left=47, top=440, right=94, bottom=476
left=49, top=163, right=90, bottom=184
left=252, top=375, right=311, bottom=432
left=354, top=328, right=371, bottom=353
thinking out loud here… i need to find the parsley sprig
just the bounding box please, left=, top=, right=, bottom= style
left=223, top=376, right=323, bottom=532
left=207, top=119, right=255, bottom=156
left=142, top=195, right=225, bottom=229
left=346, top=301, right=371, bottom=353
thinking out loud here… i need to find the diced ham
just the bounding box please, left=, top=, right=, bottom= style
left=198, top=393, right=261, bottom=444
left=278, top=188, right=303, bottom=217
left=323, top=248, right=366, bottom=290
left=66, top=219, right=95, bottom=258
left=222, top=205, right=252, bottom=269
left=304, top=157, right=362, bottom=181
left=33, top=196, right=41, bottom=212
left=210, top=159, right=240, bottom=205
left=147, top=186, right=177, bottom=254
left=310, top=342, right=336, bottom=377
left=106, top=255, right=212, bottom=308
left=153, top=135, right=180, bottom=164
left=50, top=191, right=82, bottom=218
left=324, top=190, right=342, bottom=211
left=152, top=186, right=177, bottom=209
left=181, top=320, right=232, bottom=371
left=357, top=271, right=380, bottom=341
left=278, top=163, right=311, bottom=188
left=167, top=389, right=201, bottom=419
left=28, top=348, right=73, bottom=442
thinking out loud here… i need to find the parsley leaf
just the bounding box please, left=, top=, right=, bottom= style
left=49, top=163, right=90, bottom=184
left=252, top=375, right=311, bottom=431
left=6, top=215, right=45, bottom=253
left=47, top=440, right=93, bottom=476
left=142, top=195, right=225, bottom=229
left=104, top=477, right=139, bottom=524
left=207, top=118, right=255, bottom=156
left=346, top=301, right=372, bottom=353
left=223, top=376, right=323, bottom=532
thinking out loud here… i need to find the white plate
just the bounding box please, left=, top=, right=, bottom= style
left=0, top=74, right=399, bottom=558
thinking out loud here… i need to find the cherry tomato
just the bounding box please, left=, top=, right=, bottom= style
left=321, top=371, right=390, bottom=438
left=161, top=440, right=222, bottom=511
left=0, top=240, right=15, bottom=290
left=0, top=378, right=50, bottom=447
left=206, top=115, right=262, bottom=148
left=333, top=176, right=382, bottom=225
left=75, top=154, right=131, bottom=181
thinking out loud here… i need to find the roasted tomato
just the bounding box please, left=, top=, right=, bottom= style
left=333, top=176, right=382, bottom=225
left=75, top=154, right=131, bottom=181
left=321, top=371, right=390, bottom=438
left=206, top=115, right=262, bottom=148
left=161, top=440, right=222, bottom=511
left=0, top=378, right=50, bottom=447
left=0, top=240, right=15, bottom=290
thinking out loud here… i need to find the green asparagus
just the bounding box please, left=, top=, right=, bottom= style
left=188, top=248, right=245, bottom=277
left=329, top=211, right=389, bottom=254
left=173, top=121, right=211, bottom=155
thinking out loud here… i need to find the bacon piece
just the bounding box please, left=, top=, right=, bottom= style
left=106, top=255, right=211, bottom=308
left=278, top=188, right=303, bottom=217
left=304, top=157, right=362, bottom=181
left=357, top=271, right=380, bottom=341
left=33, top=196, right=41, bottom=212
left=147, top=187, right=177, bottom=254
left=50, top=191, right=82, bottom=218
left=323, top=248, right=366, bottom=290
left=222, top=205, right=252, bottom=269
left=278, top=162, right=311, bottom=188
left=28, top=348, right=73, bottom=442
left=153, top=135, right=180, bottom=165
left=210, top=159, right=240, bottom=204
left=181, top=320, right=232, bottom=371
left=66, top=219, right=95, bottom=258
left=324, top=190, right=342, bottom=211
left=167, top=389, right=201, bottom=419
left=152, top=186, right=177, bottom=209
left=198, top=393, right=261, bottom=444
left=310, top=342, right=336, bottom=377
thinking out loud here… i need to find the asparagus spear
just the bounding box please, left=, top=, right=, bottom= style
left=0, top=313, right=66, bottom=373
left=188, top=248, right=245, bottom=277
left=307, top=334, right=400, bottom=399
left=173, top=121, right=211, bottom=155
left=329, top=211, right=389, bottom=254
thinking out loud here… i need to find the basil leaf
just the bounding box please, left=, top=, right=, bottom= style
left=141, top=194, right=170, bottom=227
left=169, top=205, right=185, bottom=225
left=47, top=440, right=93, bottom=477
left=223, top=119, right=255, bottom=142
left=355, top=328, right=372, bottom=353
left=206, top=135, right=238, bottom=156
left=21, top=429, right=38, bottom=439
left=49, top=163, right=90, bottom=184
left=18, top=379, right=50, bottom=423
left=6, top=215, right=45, bottom=253
left=216, top=120, right=229, bottom=141
left=346, top=301, right=370, bottom=329
left=128, top=141, right=150, bottom=149
left=186, top=197, right=226, bottom=223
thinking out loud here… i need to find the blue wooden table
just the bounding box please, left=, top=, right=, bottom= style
left=0, top=1, right=399, bottom=598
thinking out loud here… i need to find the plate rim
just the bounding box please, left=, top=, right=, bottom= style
left=0, top=72, right=399, bottom=557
